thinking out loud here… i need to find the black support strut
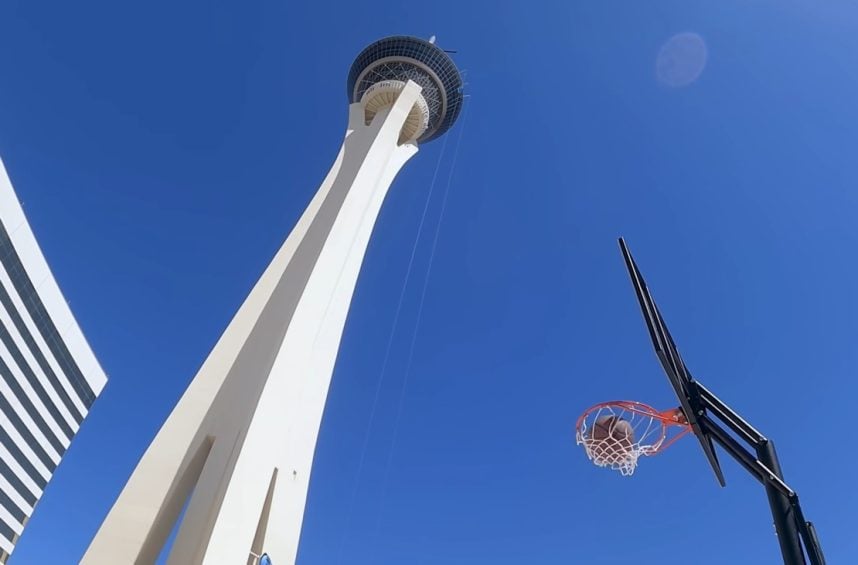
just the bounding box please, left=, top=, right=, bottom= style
left=618, top=238, right=825, bottom=565
left=758, top=440, right=807, bottom=565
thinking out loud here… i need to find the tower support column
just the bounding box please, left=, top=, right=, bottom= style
left=82, top=81, right=423, bottom=565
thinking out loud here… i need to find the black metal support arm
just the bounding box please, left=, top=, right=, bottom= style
left=689, top=381, right=825, bottom=565
left=618, top=238, right=825, bottom=565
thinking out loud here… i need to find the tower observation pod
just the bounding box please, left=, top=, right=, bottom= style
left=82, top=36, right=463, bottom=565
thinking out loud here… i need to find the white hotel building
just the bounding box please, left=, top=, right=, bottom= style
left=0, top=156, right=107, bottom=562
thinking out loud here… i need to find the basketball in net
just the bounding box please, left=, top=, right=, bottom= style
left=575, top=401, right=691, bottom=476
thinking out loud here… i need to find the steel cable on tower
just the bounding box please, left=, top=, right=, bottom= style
left=334, top=118, right=452, bottom=565
left=368, top=97, right=470, bottom=558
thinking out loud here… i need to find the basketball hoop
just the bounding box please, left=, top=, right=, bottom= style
left=575, top=401, right=691, bottom=476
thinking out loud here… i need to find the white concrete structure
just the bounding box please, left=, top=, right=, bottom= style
left=83, top=36, right=463, bottom=564
left=0, top=157, right=108, bottom=564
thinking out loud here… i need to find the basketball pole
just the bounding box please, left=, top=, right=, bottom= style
left=693, top=382, right=811, bottom=564
left=617, top=238, right=826, bottom=565
left=693, top=389, right=819, bottom=564
left=757, top=440, right=806, bottom=565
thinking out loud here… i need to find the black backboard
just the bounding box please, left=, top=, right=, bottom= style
left=618, top=238, right=726, bottom=486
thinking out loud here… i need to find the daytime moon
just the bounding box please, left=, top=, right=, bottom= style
left=656, top=32, right=708, bottom=87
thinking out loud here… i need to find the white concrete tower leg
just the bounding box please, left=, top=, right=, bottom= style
left=84, top=33, right=466, bottom=565
left=80, top=142, right=346, bottom=564
left=238, top=99, right=419, bottom=565
left=177, top=81, right=423, bottom=565
left=80, top=80, right=423, bottom=565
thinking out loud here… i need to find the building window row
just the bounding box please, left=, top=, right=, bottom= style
left=0, top=426, right=48, bottom=490
left=0, top=357, right=67, bottom=456
left=0, top=323, right=74, bottom=440
left=0, top=457, right=36, bottom=508
left=0, top=391, right=58, bottom=472
left=0, top=224, right=95, bottom=407
left=0, top=489, right=25, bottom=525
left=0, top=518, right=15, bottom=544
left=0, top=280, right=84, bottom=423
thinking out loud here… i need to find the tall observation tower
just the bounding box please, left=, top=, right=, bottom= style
left=83, top=36, right=463, bottom=564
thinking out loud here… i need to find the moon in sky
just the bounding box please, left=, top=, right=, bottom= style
left=656, top=32, right=708, bottom=87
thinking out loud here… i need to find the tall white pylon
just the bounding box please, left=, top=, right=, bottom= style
left=83, top=36, right=463, bottom=565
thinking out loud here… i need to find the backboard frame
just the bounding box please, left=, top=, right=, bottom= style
left=618, top=238, right=726, bottom=486
left=615, top=238, right=825, bottom=565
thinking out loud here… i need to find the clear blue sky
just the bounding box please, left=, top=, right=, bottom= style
left=1, top=1, right=857, bottom=563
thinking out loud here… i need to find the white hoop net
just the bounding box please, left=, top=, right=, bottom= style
left=575, top=401, right=688, bottom=476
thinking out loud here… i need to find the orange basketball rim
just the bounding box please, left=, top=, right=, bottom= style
left=575, top=400, right=692, bottom=476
